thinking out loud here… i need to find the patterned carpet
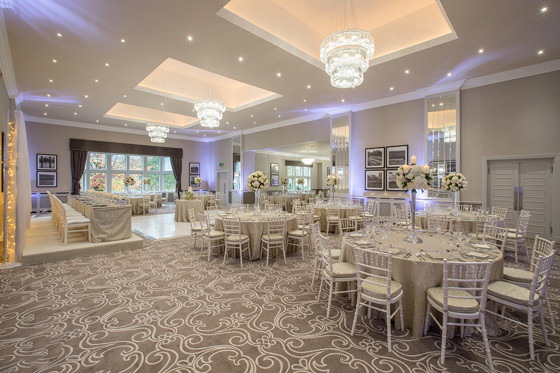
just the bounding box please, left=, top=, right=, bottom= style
left=0, top=237, right=558, bottom=373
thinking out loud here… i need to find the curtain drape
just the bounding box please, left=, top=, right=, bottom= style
left=170, top=157, right=182, bottom=194
left=71, top=150, right=88, bottom=195
left=15, top=110, right=31, bottom=262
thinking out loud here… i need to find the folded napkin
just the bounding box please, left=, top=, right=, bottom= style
left=379, top=247, right=401, bottom=255
left=427, top=252, right=448, bottom=260
left=472, top=243, right=491, bottom=249
left=465, top=251, right=489, bottom=259
left=354, top=240, right=372, bottom=246
left=349, top=233, right=364, bottom=237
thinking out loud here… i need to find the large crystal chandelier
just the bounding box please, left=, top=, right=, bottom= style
left=320, top=28, right=374, bottom=88
left=194, top=98, right=226, bottom=128
left=146, top=123, right=169, bottom=143
left=301, top=158, right=315, bottom=165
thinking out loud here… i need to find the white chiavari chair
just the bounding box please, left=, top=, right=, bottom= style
left=260, top=217, right=287, bottom=266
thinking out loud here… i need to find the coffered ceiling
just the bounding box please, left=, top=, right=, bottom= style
left=1, top=0, right=559, bottom=142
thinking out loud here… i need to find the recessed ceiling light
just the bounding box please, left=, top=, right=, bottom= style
left=307, top=85, right=311, bottom=89
left=45, top=104, right=49, bottom=107
left=405, top=69, right=409, bottom=74
left=49, top=79, right=53, bottom=83
left=276, top=72, right=281, bottom=77
left=447, top=72, right=452, bottom=77
left=238, top=57, right=243, bottom=62
left=74, top=112, right=77, bottom=115
left=105, top=63, right=110, bottom=67
left=121, top=39, right=126, bottom=43
left=84, top=95, right=89, bottom=98
left=278, top=115, right=281, bottom=118
left=303, top=99, right=307, bottom=102
left=254, top=121, right=256, bottom=124
left=187, top=35, right=193, bottom=41
left=304, top=108, right=307, bottom=111
left=390, top=87, right=394, bottom=91
left=56, top=33, right=62, bottom=37
left=439, top=102, right=444, bottom=106
left=43, top=112, right=47, bottom=116
left=78, top=104, right=82, bottom=108
left=52, top=59, right=57, bottom=63
left=160, top=102, right=164, bottom=106
left=478, top=49, right=484, bottom=54
left=541, top=7, right=548, bottom=12
left=204, top=135, right=206, bottom=137
left=250, top=114, right=253, bottom=117
left=46, top=94, right=51, bottom=97
left=341, top=99, right=345, bottom=102
left=233, top=126, right=236, bottom=129
left=274, top=108, right=277, bottom=110
left=96, top=120, right=99, bottom=123
left=197, top=131, right=199, bottom=133
left=123, top=95, right=127, bottom=98
left=218, top=131, right=221, bottom=134
left=226, top=121, right=229, bottom=125
left=174, top=130, right=176, bottom=133
left=95, top=79, right=99, bottom=83
left=432, top=104, right=435, bottom=107
left=124, top=123, right=127, bottom=126
left=538, top=50, right=544, bottom=55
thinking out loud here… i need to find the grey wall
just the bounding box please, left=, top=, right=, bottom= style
left=254, top=152, right=323, bottom=191
left=26, top=122, right=211, bottom=193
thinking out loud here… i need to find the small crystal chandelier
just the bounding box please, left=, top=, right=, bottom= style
left=301, top=158, right=315, bottom=165
left=194, top=98, right=226, bottom=128
left=146, top=123, right=169, bottom=143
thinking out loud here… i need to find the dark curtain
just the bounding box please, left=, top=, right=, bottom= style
left=170, top=157, right=182, bottom=194
left=71, top=149, right=88, bottom=194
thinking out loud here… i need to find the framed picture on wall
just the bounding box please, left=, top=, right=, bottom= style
left=386, top=169, right=401, bottom=191
left=365, top=147, right=384, bottom=168
left=386, top=145, right=408, bottom=167
left=189, top=162, right=200, bottom=175
left=270, top=163, right=279, bottom=175
left=189, top=175, right=198, bottom=186
left=365, top=170, right=384, bottom=191
left=270, top=174, right=279, bottom=186
left=37, top=171, right=57, bottom=187
left=37, top=154, right=57, bottom=170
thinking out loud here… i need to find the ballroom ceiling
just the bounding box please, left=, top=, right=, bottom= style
left=2, top=0, right=559, bottom=142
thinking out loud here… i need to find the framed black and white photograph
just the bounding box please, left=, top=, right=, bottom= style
left=37, top=171, right=57, bottom=187
left=365, top=170, right=384, bottom=191
left=189, top=175, right=198, bottom=186
left=189, top=162, right=200, bottom=175
left=270, top=174, right=279, bottom=186
left=270, top=163, right=279, bottom=175
left=386, top=169, right=401, bottom=191
left=365, top=147, right=384, bottom=168
left=37, top=154, right=57, bottom=170
left=386, top=145, right=408, bottom=168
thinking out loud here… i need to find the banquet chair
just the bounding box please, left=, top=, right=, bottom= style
left=427, top=214, right=449, bottom=232
left=308, top=197, right=317, bottom=204
left=423, top=260, right=494, bottom=369
left=481, top=224, right=508, bottom=254
left=502, top=236, right=556, bottom=328
left=277, top=197, right=287, bottom=211
left=352, top=247, right=404, bottom=353
left=317, top=233, right=357, bottom=317
left=310, top=222, right=341, bottom=288
left=265, top=203, right=278, bottom=211
left=206, top=205, right=219, bottom=226
left=188, top=208, right=203, bottom=250
left=222, top=216, right=251, bottom=267
left=393, top=204, right=410, bottom=230
left=139, top=195, right=152, bottom=215
left=338, top=210, right=358, bottom=234
left=459, top=204, right=472, bottom=212
left=197, top=211, right=225, bottom=261
left=475, top=214, right=500, bottom=239
left=58, top=199, right=91, bottom=245
left=506, top=211, right=531, bottom=263
left=160, top=192, right=168, bottom=207
left=215, top=191, right=223, bottom=208
left=487, top=252, right=555, bottom=360
left=364, top=200, right=377, bottom=223
left=287, top=212, right=314, bottom=260
left=260, top=217, right=287, bottom=266
left=491, top=206, right=508, bottom=220
left=173, top=192, right=179, bottom=203
left=326, top=207, right=341, bottom=236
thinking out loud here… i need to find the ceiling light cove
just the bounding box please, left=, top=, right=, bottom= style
left=105, top=103, right=198, bottom=128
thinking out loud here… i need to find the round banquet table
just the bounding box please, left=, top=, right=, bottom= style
left=125, top=196, right=144, bottom=215
left=340, top=229, right=504, bottom=339
left=194, top=194, right=216, bottom=209
left=214, top=211, right=299, bottom=260
left=415, top=211, right=504, bottom=233
left=174, top=199, right=205, bottom=222
left=314, top=204, right=359, bottom=232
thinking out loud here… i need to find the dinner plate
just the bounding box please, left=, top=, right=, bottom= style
left=348, top=233, right=365, bottom=238
left=463, top=251, right=489, bottom=259
left=471, top=243, right=492, bottom=249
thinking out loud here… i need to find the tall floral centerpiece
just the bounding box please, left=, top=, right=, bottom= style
left=280, top=177, right=289, bottom=193
left=142, top=178, right=151, bottom=192
left=326, top=174, right=341, bottom=202
left=297, top=177, right=305, bottom=190
left=247, top=171, right=269, bottom=216
left=396, top=161, right=433, bottom=243
left=442, top=172, right=468, bottom=216
left=124, top=176, right=135, bottom=193
left=194, top=176, right=202, bottom=188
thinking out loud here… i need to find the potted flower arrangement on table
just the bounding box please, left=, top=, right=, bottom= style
left=442, top=172, right=468, bottom=215
left=396, top=161, right=433, bottom=243
left=326, top=174, right=341, bottom=202
left=280, top=177, right=289, bottom=193
left=143, top=177, right=152, bottom=192
left=297, top=177, right=305, bottom=190
left=246, top=171, right=269, bottom=216
left=184, top=192, right=195, bottom=200
left=124, top=176, right=135, bottom=193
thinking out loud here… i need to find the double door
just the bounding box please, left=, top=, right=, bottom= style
left=488, top=159, right=552, bottom=238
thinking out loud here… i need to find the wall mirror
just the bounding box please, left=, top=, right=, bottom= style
left=425, top=92, right=460, bottom=198
left=330, top=113, right=350, bottom=195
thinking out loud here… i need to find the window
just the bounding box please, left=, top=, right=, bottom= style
left=286, top=165, right=311, bottom=191
left=82, top=153, right=175, bottom=193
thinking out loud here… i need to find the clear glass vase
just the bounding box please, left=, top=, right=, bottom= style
left=253, top=190, right=261, bottom=216
left=404, top=189, right=423, bottom=243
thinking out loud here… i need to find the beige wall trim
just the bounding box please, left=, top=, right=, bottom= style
left=255, top=149, right=330, bottom=161
left=0, top=10, right=17, bottom=97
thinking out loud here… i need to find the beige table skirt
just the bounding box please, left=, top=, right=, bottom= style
left=214, top=212, right=299, bottom=260
left=174, top=200, right=205, bottom=222
left=315, top=206, right=357, bottom=232
left=416, top=213, right=505, bottom=233
left=194, top=195, right=216, bottom=209
left=340, top=231, right=504, bottom=339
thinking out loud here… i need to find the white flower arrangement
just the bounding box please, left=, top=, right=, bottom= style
left=246, top=171, right=270, bottom=191
left=326, top=174, right=341, bottom=186
left=143, top=178, right=152, bottom=185
left=442, top=172, right=468, bottom=192
left=279, top=177, right=289, bottom=186
left=194, top=176, right=202, bottom=185
left=396, top=164, right=433, bottom=191
left=124, top=176, right=135, bottom=186
left=297, top=177, right=305, bottom=185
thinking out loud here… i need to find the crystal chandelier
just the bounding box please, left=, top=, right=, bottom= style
left=146, top=123, right=169, bottom=143
left=301, top=158, right=315, bottom=165
left=194, top=98, right=226, bottom=128
left=320, top=28, right=374, bottom=88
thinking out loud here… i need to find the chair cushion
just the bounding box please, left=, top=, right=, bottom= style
left=503, top=267, right=532, bottom=283
left=324, top=262, right=356, bottom=278
left=262, top=234, right=283, bottom=241
left=362, top=276, right=402, bottom=300
left=191, top=226, right=203, bottom=231
left=331, top=249, right=341, bottom=260
left=327, top=217, right=340, bottom=221
left=226, top=234, right=250, bottom=241
left=288, top=229, right=307, bottom=237
left=507, top=231, right=523, bottom=239
left=204, top=231, right=225, bottom=238
left=487, top=281, right=540, bottom=306
left=426, top=287, right=480, bottom=313
left=67, top=217, right=90, bottom=224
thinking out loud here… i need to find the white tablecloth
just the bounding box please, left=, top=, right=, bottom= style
left=174, top=200, right=205, bottom=222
